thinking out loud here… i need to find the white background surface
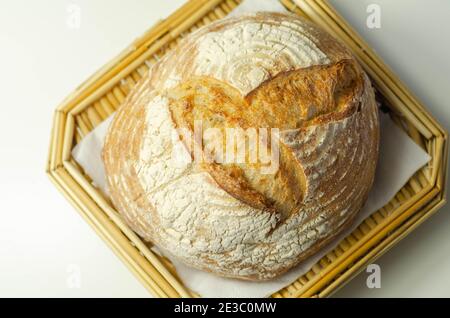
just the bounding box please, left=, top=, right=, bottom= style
left=0, top=0, right=448, bottom=297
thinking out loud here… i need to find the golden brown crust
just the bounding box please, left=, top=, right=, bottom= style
left=166, top=57, right=364, bottom=220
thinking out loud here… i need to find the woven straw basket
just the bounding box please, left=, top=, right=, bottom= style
left=46, top=0, right=448, bottom=298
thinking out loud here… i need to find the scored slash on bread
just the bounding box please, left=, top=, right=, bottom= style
left=167, top=59, right=364, bottom=221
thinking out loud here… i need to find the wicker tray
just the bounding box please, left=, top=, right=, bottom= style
left=46, top=0, right=448, bottom=298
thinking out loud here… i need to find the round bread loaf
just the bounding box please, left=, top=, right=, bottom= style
left=103, top=12, right=379, bottom=280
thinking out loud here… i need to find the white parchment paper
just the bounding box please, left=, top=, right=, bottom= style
left=72, top=0, right=431, bottom=298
